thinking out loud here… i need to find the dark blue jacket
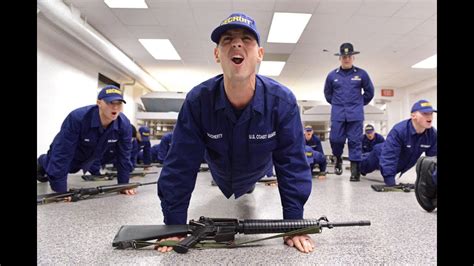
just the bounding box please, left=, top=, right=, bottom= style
left=149, top=144, right=160, bottom=162
left=361, top=133, right=385, bottom=153
left=157, top=132, right=173, bottom=163
left=324, top=66, right=374, bottom=121
left=41, top=105, right=132, bottom=192
left=87, top=146, right=118, bottom=175
left=305, top=134, right=324, bottom=155
left=131, top=139, right=151, bottom=167
left=158, top=74, right=312, bottom=224
left=380, top=119, right=437, bottom=185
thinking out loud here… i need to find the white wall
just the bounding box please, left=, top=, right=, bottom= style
left=369, top=86, right=405, bottom=135
left=37, top=14, right=147, bottom=157
left=384, top=99, right=403, bottom=134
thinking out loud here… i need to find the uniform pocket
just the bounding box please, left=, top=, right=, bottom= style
left=248, top=140, right=277, bottom=170
left=205, top=139, right=227, bottom=163
left=249, top=140, right=277, bottom=153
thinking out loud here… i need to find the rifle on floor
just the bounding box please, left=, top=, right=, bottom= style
left=257, top=171, right=333, bottom=185
left=106, top=163, right=162, bottom=171
left=120, top=163, right=208, bottom=172
left=82, top=171, right=158, bottom=181
left=37, top=181, right=157, bottom=205
left=133, top=163, right=164, bottom=168
left=371, top=183, right=415, bottom=192
left=112, top=216, right=371, bottom=253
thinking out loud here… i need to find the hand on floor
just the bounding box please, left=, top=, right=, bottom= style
left=283, top=234, right=315, bottom=253
left=120, top=188, right=136, bottom=195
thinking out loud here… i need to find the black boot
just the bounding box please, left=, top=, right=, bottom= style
left=349, top=161, right=360, bottom=182
left=415, top=157, right=437, bottom=212
left=37, top=161, right=48, bottom=183
left=334, top=156, right=343, bottom=175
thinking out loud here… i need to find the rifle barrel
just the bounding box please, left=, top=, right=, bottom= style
left=139, top=181, right=158, bottom=186
left=321, top=220, right=371, bottom=227
left=240, top=219, right=370, bottom=234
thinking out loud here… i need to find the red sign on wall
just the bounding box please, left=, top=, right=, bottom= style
left=381, top=89, right=394, bottom=97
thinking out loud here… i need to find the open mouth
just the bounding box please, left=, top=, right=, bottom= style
left=231, top=55, right=244, bottom=65
left=112, top=112, right=117, bottom=116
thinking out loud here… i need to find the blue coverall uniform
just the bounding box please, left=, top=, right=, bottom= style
left=324, top=66, right=374, bottom=162
left=38, top=105, right=133, bottom=192
left=89, top=134, right=150, bottom=173
left=139, top=132, right=173, bottom=163
left=305, top=135, right=326, bottom=172
left=131, top=139, right=151, bottom=167
left=156, top=132, right=173, bottom=163
left=360, top=119, right=437, bottom=186
left=139, top=144, right=159, bottom=163
left=305, top=134, right=324, bottom=155
left=361, top=132, right=385, bottom=154
left=158, top=74, right=312, bottom=225
left=87, top=147, right=117, bottom=175
left=304, top=145, right=327, bottom=173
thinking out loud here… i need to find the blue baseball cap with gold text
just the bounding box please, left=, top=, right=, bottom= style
left=139, top=126, right=150, bottom=141
left=411, top=100, right=437, bottom=113
left=97, top=85, right=126, bottom=103
left=211, top=13, right=260, bottom=45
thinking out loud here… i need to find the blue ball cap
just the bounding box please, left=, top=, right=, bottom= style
left=139, top=126, right=150, bottom=141
left=365, top=124, right=375, bottom=133
left=97, top=85, right=126, bottom=104
left=304, top=125, right=313, bottom=132
left=411, top=100, right=437, bottom=113
left=211, top=13, right=260, bottom=45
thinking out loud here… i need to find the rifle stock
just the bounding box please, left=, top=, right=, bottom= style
left=113, top=225, right=191, bottom=249
left=37, top=181, right=157, bottom=204
left=113, top=216, right=371, bottom=253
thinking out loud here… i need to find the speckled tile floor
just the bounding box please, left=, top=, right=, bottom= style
left=37, top=161, right=436, bottom=265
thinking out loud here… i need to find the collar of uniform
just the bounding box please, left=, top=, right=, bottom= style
left=214, top=78, right=226, bottom=112
left=407, top=119, right=418, bottom=136
left=252, top=75, right=264, bottom=115
left=91, top=105, right=102, bottom=128
left=336, top=66, right=357, bottom=73
left=213, top=76, right=264, bottom=115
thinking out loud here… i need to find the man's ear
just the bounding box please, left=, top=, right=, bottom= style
left=214, top=47, right=220, bottom=63
left=97, top=99, right=101, bottom=106
left=257, top=47, right=264, bottom=63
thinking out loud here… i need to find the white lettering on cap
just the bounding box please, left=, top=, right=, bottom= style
left=207, top=133, right=223, bottom=139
